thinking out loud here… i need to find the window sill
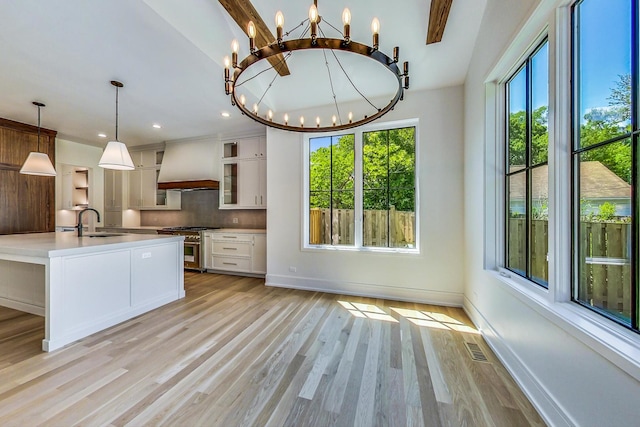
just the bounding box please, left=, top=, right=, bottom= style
left=490, top=269, right=640, bottom=382
left=302, top=244, right=420, bottom=255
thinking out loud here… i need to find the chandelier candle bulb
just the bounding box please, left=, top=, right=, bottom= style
left=342, top=8, right=351, bottom=41
left=309, top=4, right=318, bottom=40
left=316, top=116, right=320, bottom=127
left=240, top=94, right=246, bottom=106
left=348, top=112, right=353, bottom=123
left=332, top=115, right=337, bottom=126
left=372, top=18, right=380, bottom=50
left=403, top=61, right=409, bottom=75
left=300, top=116, right=304, bottom=127
left=253, top=103, right=258, bottom=114
left=393, top=47, right=399, bottom=63
left=247, top=21, right=256, bottom=51
left=231, top=39, right=239, bottom=67
left=268, top=110, right=273, bottom=121
left=284, top=113, right=289, bottom=125
left=275, top=11, right=284, bottom=42
left=224, top=56, right=230, bottom=81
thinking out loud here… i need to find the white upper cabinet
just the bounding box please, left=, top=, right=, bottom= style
left=127, top=148, right=180, bottom=210
left=220, top=136, right=267, bottom=209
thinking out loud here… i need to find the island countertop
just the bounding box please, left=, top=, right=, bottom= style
left=0, top=232, right=184, bottom=259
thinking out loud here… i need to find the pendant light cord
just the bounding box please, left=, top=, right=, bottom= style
left=36, top=105, right=41, bottom=151
left=115, top=85, right=119, bottom=141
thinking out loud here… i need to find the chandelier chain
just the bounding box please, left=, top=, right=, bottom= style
left=318, top=25, right=379, bottom=112
left=320, top=43, right=342, bottom=124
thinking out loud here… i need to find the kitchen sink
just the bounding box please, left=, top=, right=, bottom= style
left=85, top=233, right=126, bottom=238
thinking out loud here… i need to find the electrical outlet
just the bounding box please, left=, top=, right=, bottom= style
left=289, top=266, right=297, bottom=273
left=232, top=217, right=239, bottom=224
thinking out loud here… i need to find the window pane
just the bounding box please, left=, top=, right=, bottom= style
left=575, top=0, right=632, bottom=148
left=332, top=191, right=355, bottom=245
left=332, top=135, right=355, bottom=191
left=576, top=140, right=632, bottom=324
left=363, top=131, right=388, bottom=190
left=310, top=137, right=331, bottom=192
left=363, top=127, right=416, bottom=248
left=507, top=171, right=526, bottom=275
left=531, top=43, right=549, bottom=165
left=310, top=191, right=330, bottom=245
left=531, top=166, right=548, bottom=286
left=309, top=134, right=355, bottom=246
left=508, top=67, right=527, bottom=171
left=390, top=189, right=416, bottom=248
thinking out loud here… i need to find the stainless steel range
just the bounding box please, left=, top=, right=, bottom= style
left=157, top=226, right=216, bottom=271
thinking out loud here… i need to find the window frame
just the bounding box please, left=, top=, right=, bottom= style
left=484, top=0, right=640, bottom=381
left=504, top=37, right=550, bottom=288
left=570, top=0, right=639, bottom=330
left=302, top=118, right=420, bottom=254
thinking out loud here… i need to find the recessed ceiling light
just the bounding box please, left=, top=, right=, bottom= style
left=152, top=123, right=162, bottom=129
left=98, top=133, right=107, bottom=138
left=221, top=112, right=230, bottom=118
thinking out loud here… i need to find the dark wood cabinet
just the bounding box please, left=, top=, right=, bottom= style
left=0, top=117, right=56, bottom=234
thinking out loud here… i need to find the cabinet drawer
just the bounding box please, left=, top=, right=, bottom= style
left=212, top=232, right=253, bottom=242
left=213, top=256, right=251, bottom=272
left=212, top=241, right=251, bottom=256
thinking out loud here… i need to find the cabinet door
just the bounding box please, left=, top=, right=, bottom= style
left=238, top=159, right=260, bottom=207
left=130, top=150, right=158, bottom=168
left=128, top=169, right=142, bottom=208
left=61, top=169, right=74, bottom=209
left=104, top=169, right=123, bottom=210
left=104, top=210, right=122, bottom=227
left=141, top=168, right=158, bottom=208
left=258, top=158, right=267, bottom=207
left=236, top=137, right=261, bottom=159
left=251, top=234, right=266, bottom=274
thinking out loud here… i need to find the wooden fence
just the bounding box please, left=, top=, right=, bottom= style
left=309, top=207, right=415, bottom=247
left=508, top=218, right=631, bottom=318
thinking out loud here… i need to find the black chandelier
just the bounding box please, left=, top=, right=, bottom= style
left=223, top=1, right=409, bottom=133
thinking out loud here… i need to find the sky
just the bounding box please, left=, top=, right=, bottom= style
left=510, top=0, right=632, bottom=114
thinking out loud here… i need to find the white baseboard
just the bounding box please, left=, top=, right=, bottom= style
left=463, top=296, right=575, bottom=427
left=266, top=274, right=464, bottom=306
left=0, top=297, right=45, bottom=316
left=43, top=291, right=183, bottom=352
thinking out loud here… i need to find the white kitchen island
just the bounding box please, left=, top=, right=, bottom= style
left=0, top=232, right=184, bottom=351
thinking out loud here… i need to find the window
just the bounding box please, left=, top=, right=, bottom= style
left=309, top=134, right=355, bottom=246
left=505, top=40, right=549, bottom=287
left=307, top=123, right=417, bottom=250
left=363, top=128, right=416, bottom=248
left=572, top=0, right=637, bottom=329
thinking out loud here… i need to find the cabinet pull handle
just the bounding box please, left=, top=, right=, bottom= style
left=222, top=235, right=237, bottom=238
left=260, top=195, right=263, bottom=205
left=223, top=247, right=237, bottom=250
left=223, top=262, right=237, bottom=265
left=255, top=195, right=257, bottom=204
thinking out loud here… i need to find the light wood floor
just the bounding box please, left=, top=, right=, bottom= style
left=0, top=272, right=544, bottom=426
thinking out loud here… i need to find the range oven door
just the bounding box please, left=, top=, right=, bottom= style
left=184, top=242, right=201, bottom=270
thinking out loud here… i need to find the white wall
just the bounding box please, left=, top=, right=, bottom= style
left=463, top=0, right=640, bottom=426
left=55, top=138, right=105, bottom=227
left=266, top=86, right=465, bottom=305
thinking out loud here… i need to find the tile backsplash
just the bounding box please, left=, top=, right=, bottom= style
left=140, top=190, right=266, bottom=229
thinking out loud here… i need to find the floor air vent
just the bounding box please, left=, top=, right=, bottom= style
left=464, top=342, right=489, bottom=362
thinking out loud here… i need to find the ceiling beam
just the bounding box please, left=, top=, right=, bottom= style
left=218, top=0, right=291, bottom=76
left=426, top=0, right=453, bottom=44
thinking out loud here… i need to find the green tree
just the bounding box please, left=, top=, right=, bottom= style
left=309, top=128, right=416, bottom=213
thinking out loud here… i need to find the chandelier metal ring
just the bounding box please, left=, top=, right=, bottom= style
left=230, top=38, right=405, bottom=133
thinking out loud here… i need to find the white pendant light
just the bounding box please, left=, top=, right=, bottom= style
left=20, top=102, right=57, bottom=176
left=99, top=80, right=134, bottom=170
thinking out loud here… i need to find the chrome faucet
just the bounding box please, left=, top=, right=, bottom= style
left=77, top=208, right=101, bottom=237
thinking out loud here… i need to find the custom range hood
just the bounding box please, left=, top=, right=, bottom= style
left=157, top=139, right=219, bottom=191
